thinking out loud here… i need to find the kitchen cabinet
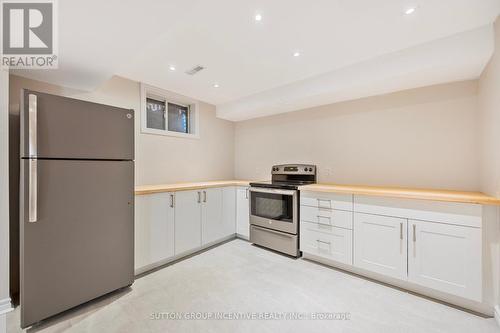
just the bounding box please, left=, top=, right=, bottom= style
left=136, top=186, right=239, bottom=274
left=201, top=188, right=224, bottom=245
left=354, top=212, right=407, bottom=280
left=301, top=192, right=353, bottom=211
left=222, top=186, right=237, bottom=238
left=134, top=192, right=175, bottom=270
left=301, top=205, right=353, bottom=230
left=407, top=219, right=482, bottom=301
left=300, top=222, right=352, bottom=265
left=174, top=190, right=202, bottom=255
left=236, top=186, right=250, bottom=239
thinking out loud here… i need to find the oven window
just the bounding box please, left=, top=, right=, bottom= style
left=251, top=191, right=293, bottom=222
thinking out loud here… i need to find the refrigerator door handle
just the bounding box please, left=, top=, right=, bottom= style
left=28, top=93, right=37, bottom=157
left=28, top=159, right=38, bottom=223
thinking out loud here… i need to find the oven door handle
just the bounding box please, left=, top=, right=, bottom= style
left=248, top=187, right=296, bottom=196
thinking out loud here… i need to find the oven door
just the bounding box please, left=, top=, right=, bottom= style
left=249, top=187, right=298, bottom=234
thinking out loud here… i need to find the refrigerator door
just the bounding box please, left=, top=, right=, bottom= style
left=20, top=159, right=134, bottom=328
left=20, top=89, right=134, bottom=160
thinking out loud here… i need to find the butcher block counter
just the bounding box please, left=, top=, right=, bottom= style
left=299, top=184, right=500, bottom=205
left=135, top=180, right=250, bottom=195
left=136, top=180, right=500, bottom=205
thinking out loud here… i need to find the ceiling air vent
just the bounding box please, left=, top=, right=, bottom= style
left=185, top=65, right=205, bottom=75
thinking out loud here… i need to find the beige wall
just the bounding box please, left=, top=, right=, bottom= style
left=479, top=18, right=500, bottom=198
left=235, top=80, right=480, bottom=191
left=1, top=70, right=10, bottom=332
left=478, top=16, right=500, bottom=313
left=9, top=75, right=235, bottom=186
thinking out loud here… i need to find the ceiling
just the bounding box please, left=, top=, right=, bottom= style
left=12, top=0, right=500, bottom=121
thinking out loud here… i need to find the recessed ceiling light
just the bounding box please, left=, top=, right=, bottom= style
left=213, top=83, right=220, bottom=88
left=255, top=14, right=262, bottom=21
left=169, top=65, right=176, bottom=71
left=293, top=52, right=301, bottom=57
left=404, top=7, right=417, bottom=15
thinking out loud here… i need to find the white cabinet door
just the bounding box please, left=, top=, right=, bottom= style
left=236, top=187, right=250, bottom=238
left=354, top=213, right=407, bottom=280
left=135, top=193, right=175, bottom=270
left=175, top=190, right=202, bottom=255
left=222, top=186, right=236, bottom=238
left=201, top=188, right=224, bottom=245
left=408, top=219, right=482, bottom=301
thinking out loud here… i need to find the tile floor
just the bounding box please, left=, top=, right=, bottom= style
left=6, top=239, right=499, bottom=333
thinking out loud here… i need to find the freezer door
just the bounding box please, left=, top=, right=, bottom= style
left=20, top=89, right=134, bottom=160
left=20, top=159, right=134, bottom=328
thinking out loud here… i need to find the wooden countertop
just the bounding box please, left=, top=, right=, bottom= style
left=136, top=180, right=500, bottom=205
left=299, top=184, right=500, bottom=206
left=135, top=180, right=250, bottom=195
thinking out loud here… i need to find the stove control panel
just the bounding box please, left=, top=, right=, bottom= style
left=271, top=164, right=316, bottom=175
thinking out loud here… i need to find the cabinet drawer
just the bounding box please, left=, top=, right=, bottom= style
left=354, top=195, right=481, bottom=228
left=301, top=191, right=353, bottom=211
left=300, top=226, right=352, bottom=265
left=300, top=206, right=352, bottom=229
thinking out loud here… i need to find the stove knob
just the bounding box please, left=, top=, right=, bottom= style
left=308, top=168, right=313, bottom=172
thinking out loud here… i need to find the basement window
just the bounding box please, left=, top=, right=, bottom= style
left=141, top=83, right=199, bottom=138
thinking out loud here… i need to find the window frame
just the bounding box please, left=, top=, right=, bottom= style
left=140, top=83, right=200, bottom=139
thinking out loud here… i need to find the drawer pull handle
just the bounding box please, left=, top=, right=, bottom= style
left=400, top=222, right=403, bottom=240
left=316, top=239, right=331, bottom=245
left=317, top=198, right=332, bottom=208
left=413, top=224, right=416, bottom=242
left=317, top=215, right=332, bottom=226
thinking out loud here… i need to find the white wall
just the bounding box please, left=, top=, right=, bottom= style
left=235, top=80, right=480, bottom=191
left=479, top=18, right=500, bottom=198
left=9, top=75, right=235, bottom=186
left=478, top=15, right=500, bottom=320
left=0, top=70, right=10, bottom=333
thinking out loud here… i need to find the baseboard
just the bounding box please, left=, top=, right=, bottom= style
left=135, top=234, right=237, bottom=276
left=494, top=305, right=500, bottom=327
left=235, top=233, right=249, bottom=241
left=302, top=253, right=492, bottom=316
left=0, top=298, right=12, bottom=315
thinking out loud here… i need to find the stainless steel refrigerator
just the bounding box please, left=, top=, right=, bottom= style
left=19, top=89, right=135, bottom=328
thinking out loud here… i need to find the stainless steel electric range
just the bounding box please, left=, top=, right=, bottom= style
left=249, top=164, right=317, bottom=257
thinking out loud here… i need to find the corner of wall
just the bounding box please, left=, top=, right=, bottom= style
left=1, top=69, right=11, bottom=333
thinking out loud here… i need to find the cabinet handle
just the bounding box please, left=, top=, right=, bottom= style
left=413, top=224, right=416, bottom=242
left=170, top=194, right=174, bottom=208
left=316, top=239, right=331, bottom=245
left=203, top=190, right=207, bottom=203
left=245, top=188, right=249, bottom=199
left=197, top=191, right=201, bottom=203
left=317, top=215, right=332, bottom=226
left=317, top=198, right=332, bottom=209
left=400, top=222, right=403, bottom=240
